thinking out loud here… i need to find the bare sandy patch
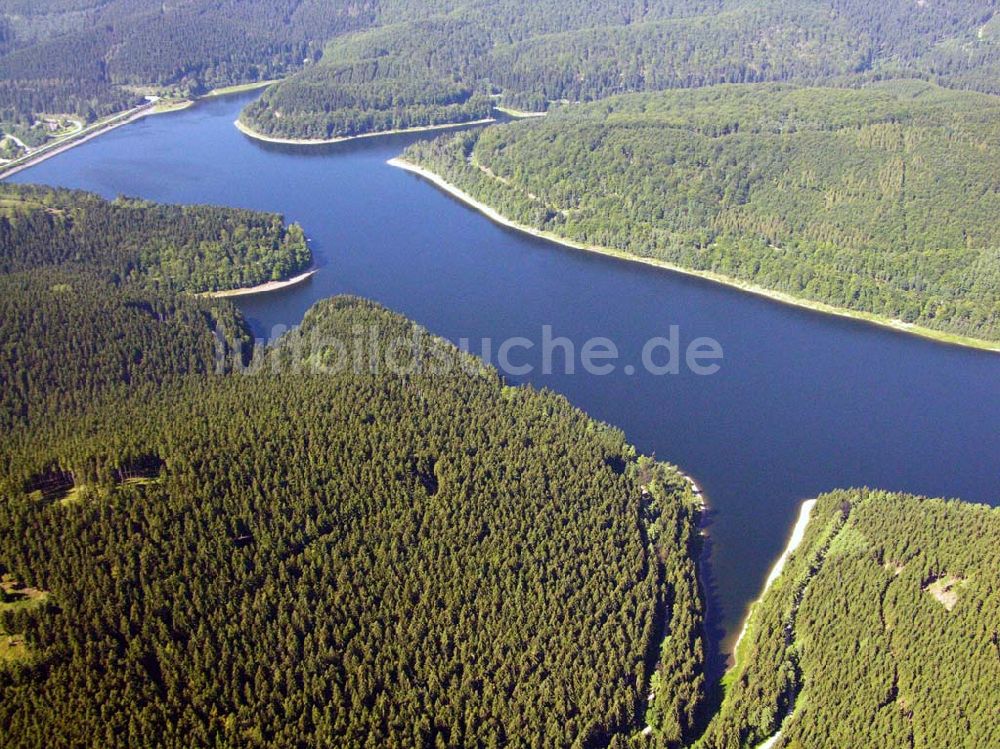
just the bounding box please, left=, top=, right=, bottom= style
left=924, top=575, right=965, bottom=611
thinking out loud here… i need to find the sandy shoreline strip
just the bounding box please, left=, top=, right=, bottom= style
left=729, top=499, right=818, bottom=660
left=762, top=499, right=817, bottom=592
left=387, top=158, right=1000, bottom=354
left=202, top=79, right=278, bottom=98
left=0, top=79, right=280, bottom=180
left=0, top=104, right=186, bottom=180
left=234, top=117, right=497, bottom=146
left=494, top=106, right=548, bottom=118
left=205, top=268, right=317, bottom=298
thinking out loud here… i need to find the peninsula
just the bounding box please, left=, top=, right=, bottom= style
left=397, top=83, right=1000, bottom=352
left=388, top=155, right=1000, bottom=353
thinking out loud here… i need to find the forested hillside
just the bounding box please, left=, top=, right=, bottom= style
left=696, top=489, right=1000, bottom=749
left=2, top=2, right=997, bottom=742
left=241, top=0, right=1000, bottom=139
left=402, top=82, right=1000, bottom=344
left=0, top=183, right=310, bottom=292
left=3, top=0, right=997, bottom=140
left=0, top=183, right=308, bottom=435
left=0, top=185, right=707, bottom=746
left=0, top=293, right=706, bottom=747
left=0, top=0, right=378, bottom=124
left=0, top=270, right=249, bottom=433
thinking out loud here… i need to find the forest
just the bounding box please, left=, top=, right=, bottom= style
left=0, top=269, right=249, bottom=433
left=2, top=1, right=997, bottom=139
left=1, top=2, right=998, bottom=743
left=0, top=182, right=307, bottom=432
left=241, top=0, right=1000, bottom=139
left=0, top=0, right=376, bottom=128
left=698, top=489, right=1000, bottom=749
left=0, top=149, right=995, bottom=749
left=240, top=68, right=494, bottom=141
left=0, top=183, right=310, bottom=293
left=402, top=82, right=1000, bottom=343
left=0, top=190, right=707, bottom=747
left=4, top=236, right=995, bottom=747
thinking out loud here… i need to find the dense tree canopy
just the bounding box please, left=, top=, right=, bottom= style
left=0, top=295, right=706, bottom=748
left=697, top=489, right=1000, bottom=749
left=1, top=193, right=994, bottom=746
left=0, top=182, right=307, bottom=434
left=2, top=0, right=997, bottom=139
left=0, top=183, right=310, bottom=293
left=1, top=3, right=996, bottom=741
left=0, top=0, right=375, bottom=124
left=403, top=82, right=1000, bottom=343
left=241, top=0, right=1000, bottom=139
left=0, top=189, right=705, bottom=746
left=0, top=269, right=249, bottom=433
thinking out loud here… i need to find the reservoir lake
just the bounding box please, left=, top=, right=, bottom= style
left=11, top=91, right=1000, bottom=676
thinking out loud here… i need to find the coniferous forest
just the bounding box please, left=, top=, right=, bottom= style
left=403, top=82, right=1000, bottom=343
left=0, top=303, right=706, bottom=747
left=239, top=0, right=1000, bottom=140
left=701, top=489, right=1000, bottom=749
left=2, top=1, right=999, bottom=138
left=0, top=191, right=707, bottom=747
left=1, top=2, right=999, bottom=747
left=0, top=0, right=374, bottom=125
left=2, top=183, right=996, bottom=749
left=0, top=183, right=310, bottom=292
left=0, top=182, right=307, bottom=431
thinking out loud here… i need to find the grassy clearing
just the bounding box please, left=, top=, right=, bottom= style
left=57, top=476, right=160, bottom=505
left=121, top=477, right=160, bottom=488
left=924, top=575, right=966, bottom=611
left=58, top=484, right=89, bottom=505
left=0, top=577, right=49, bottom=666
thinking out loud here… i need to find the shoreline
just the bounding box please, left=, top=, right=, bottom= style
left=233, top=100, right=549, bottom=146
left=203, top=268, right=317, bottom=298
left=0, top=103, right=187, bottom=180
left=494, top=105, right=548, bottom=118
left=680, top=472, right=706, bottom=509
left=728, top=499, right=817, bottom=663
left=0, top=78, right=274, bottom=181
left=234, top=117, right=497, bottom=146
left=387, top=158, right=1000, bottom=354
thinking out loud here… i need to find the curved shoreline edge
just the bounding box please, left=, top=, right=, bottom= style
left=234, top=117, right=497, bottom=146
left=202, top=79, right=278, bottom=98
left=0, top=79, right=279, bottom=180
left=494, top=105, right=547, bottom=118
left=734, top=499, right=817, bottom=749
left=728, top=498, right=817, bottom=663
left=387, top=158, right=1000, bottom=354
left=0, top=102, right=191, bottom=181
left=203, top=267, right=317, bottom=298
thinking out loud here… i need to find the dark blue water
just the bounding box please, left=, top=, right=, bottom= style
left=11, top=93, right=1000, bottom=672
